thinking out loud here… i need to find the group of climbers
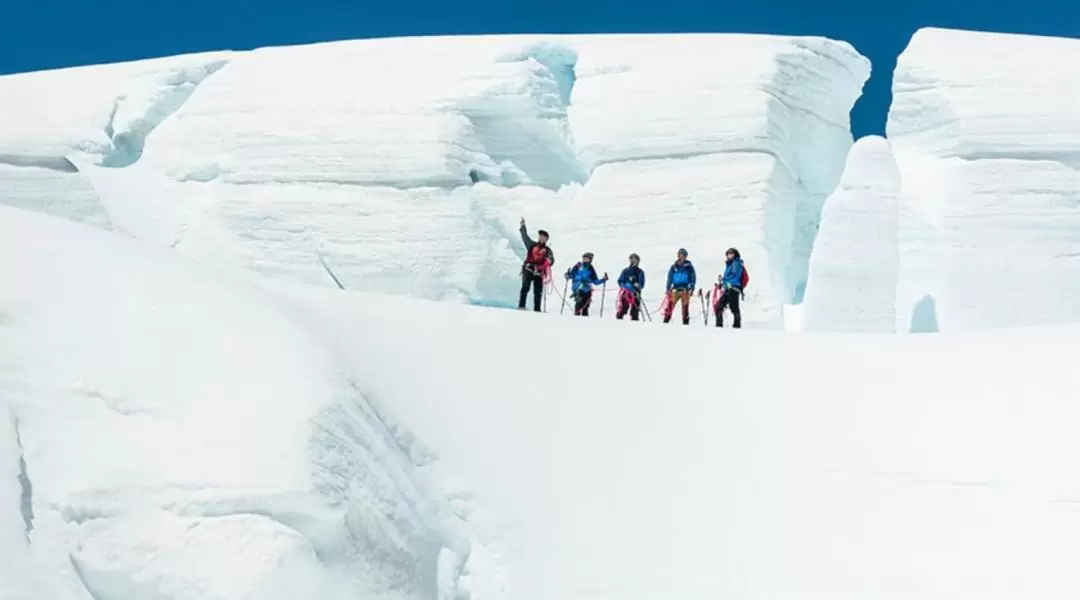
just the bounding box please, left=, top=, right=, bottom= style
left=517, top=219, right=748, bottom=328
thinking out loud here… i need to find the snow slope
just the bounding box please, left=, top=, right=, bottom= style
left=886, top=27, right=1080, bottom=331
left=279, top=279, right=1080, bottom=600
left=0, top=205, right=491, bottom=600
left=6, top=202, right=1080, bottom=599
left=0, top=34, right=868, bottom=315
left=802, top=136, right=900, bottom=332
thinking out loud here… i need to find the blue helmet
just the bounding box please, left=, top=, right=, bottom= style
left=677, top=248, right=688, bottom=257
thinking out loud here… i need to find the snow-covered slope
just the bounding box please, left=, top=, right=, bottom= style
left=803, top=136, right=899, bottom=332
left=281, top=278, right=1080, bottom=600
left=0, top=34, right=868, bottom=316
left=6, top=204, right=1080, bottom=599
left=886, top=27, right=1080, bottom=331
left=0, top=205, right=491, bottom=600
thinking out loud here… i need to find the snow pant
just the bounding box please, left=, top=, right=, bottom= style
left=573, top=290, right=593, bottom=316
left=519, top=270, right=544, bottom=312
left=663, top=289, right=692, bottom=325
left=616, top=289, right=640, bottom=321
left=715, top=287, right=741, bottom=328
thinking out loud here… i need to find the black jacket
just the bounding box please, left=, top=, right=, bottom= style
left=520, top=225, right=554, bottom=273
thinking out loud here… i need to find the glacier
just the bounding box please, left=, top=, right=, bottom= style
left=886, top=27, right=1080, bottom=331
left=0, top=34, right=868, bottom=324
left=5, top=24, right=1080, bottom=600
left=800, top=27, right=1080, bottom=333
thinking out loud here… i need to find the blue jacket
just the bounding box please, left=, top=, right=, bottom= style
left=666, top=260, right=696, bottom=290
left=567, top=262, right=605, bottom=294
left=618, top=265, right=645, bottom=291
left=721, top=258, right=744, bottom=289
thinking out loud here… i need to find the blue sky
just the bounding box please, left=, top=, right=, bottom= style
left=2, top=0, right=1076, bottom=137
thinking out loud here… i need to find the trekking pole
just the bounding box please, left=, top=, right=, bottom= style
left=560, top=279, right=569, bottom=315
left=638, top=292, right=652, bottom=322
left=704, top=290, right=711, bottom=326
left=599, top=281, right=607, bottom=318
left=698, top=289, right=707, bottom=325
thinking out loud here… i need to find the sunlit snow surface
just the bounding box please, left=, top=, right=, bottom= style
left=0, top=34, right=868, bottom=326
left=5, top=204, right=1080, bottom=600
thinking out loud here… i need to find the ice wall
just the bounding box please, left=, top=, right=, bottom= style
left=803, top=136, right=900, bottom=332
left=559, top=35, right=869, bottom=326
left=0, top=52, right=234, bottom=228
left=887, top=27, right=1080, bottom=331
left=0, top=35, right=867, bottom=311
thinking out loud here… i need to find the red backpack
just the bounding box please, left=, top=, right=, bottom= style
left=527, top=244, right=548, bottom=266
left=740, top=265, right=750, bottom=290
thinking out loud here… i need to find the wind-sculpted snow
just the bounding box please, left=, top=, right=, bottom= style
left=0, top=206, right=493, bottom=600
left=0, top=34, right=868, bottom=313
left=803, top=136, right=899, bottom=332
left=885, top=27, right=1080, bottom=331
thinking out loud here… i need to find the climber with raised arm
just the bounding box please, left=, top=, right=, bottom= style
left=518, top=218, right=554, bottom=312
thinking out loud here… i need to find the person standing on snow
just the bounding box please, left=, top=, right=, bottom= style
left=714, top=247, right=745, bottom=328
left=615, top=253, right=646, bottom=321
left=518, top=218, right=554, bottom=312
left=663, top=248, right=696, bottom=325
left=565, top=252, right=608, bottom=317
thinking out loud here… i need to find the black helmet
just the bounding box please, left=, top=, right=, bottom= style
left=582, top=252, right=594, bottom=260
left=538, top=229, right=550, bottom=238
